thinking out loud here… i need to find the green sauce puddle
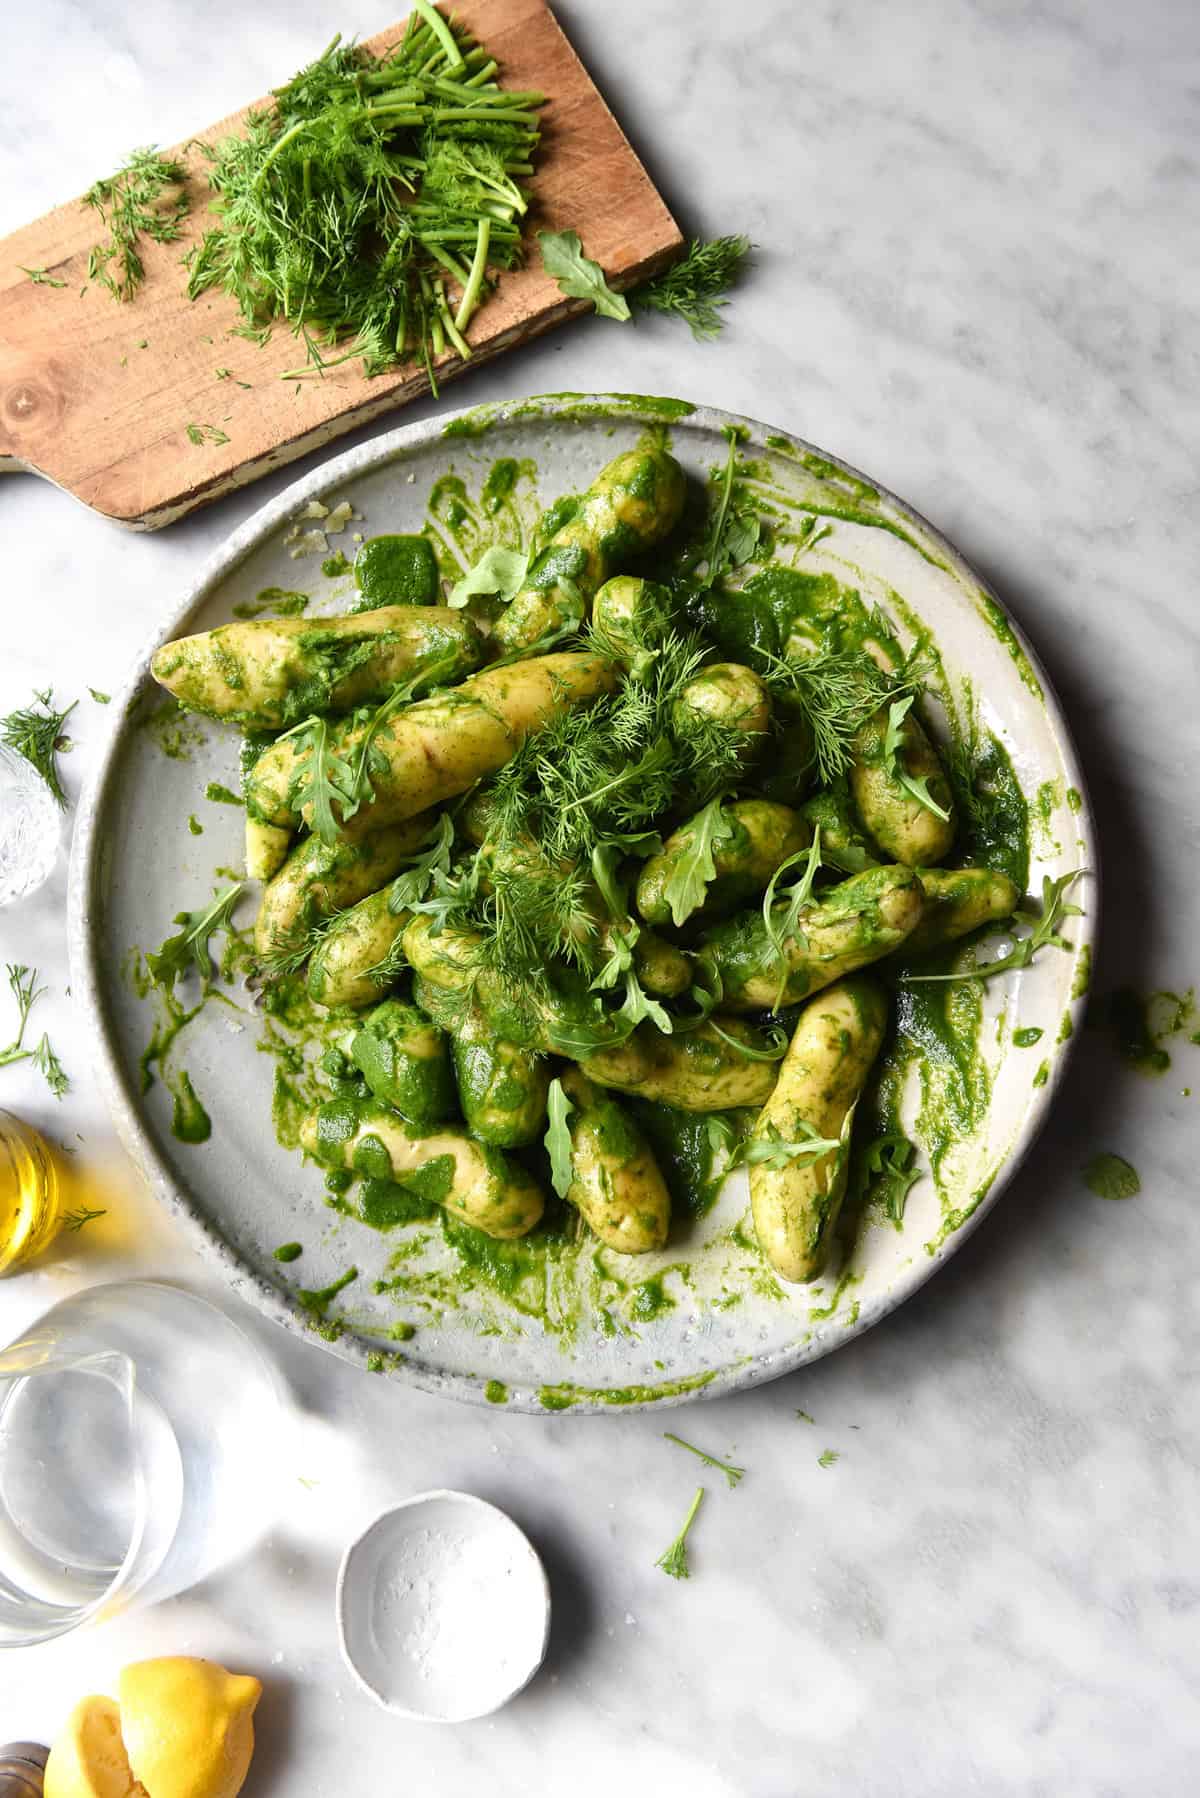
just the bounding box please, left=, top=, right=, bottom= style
left=1082, top=1153, right=1140, bottom=1200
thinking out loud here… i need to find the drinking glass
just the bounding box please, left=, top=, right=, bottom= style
left=0, top=1280, right=289, bottom=1647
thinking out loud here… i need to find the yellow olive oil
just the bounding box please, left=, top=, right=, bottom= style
left=0, top=1111, right=63, bottom=1275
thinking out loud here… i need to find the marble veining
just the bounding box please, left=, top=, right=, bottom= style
left=2, top=0, right=1198, bottom=1790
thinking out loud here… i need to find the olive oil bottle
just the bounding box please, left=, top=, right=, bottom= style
left=0, top=1111, right=63, bottom=1276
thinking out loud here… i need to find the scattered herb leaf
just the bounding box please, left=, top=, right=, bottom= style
left=883, top=695, right=951, bottom=820
left=0, top=967, right=68, bottom=1099
left=62, top=1206, right=106, bottom=1232
left=761, top=826, right=822, bottom=1002
left=1, top=688, right=77, bottom=806
left=656, top=1486, right=705, bottom=1580
left=21, top=265, right=68, bottom=288
left=448, top=544, right=530, bottom=609
left=630, top=234, right=752, bottom=340
left=83, top=146, right=189, bottom=302
left=277, top=715, right=361, bottom=847
left=857, top=1132, right=921, bottom=1225
left=545, top=1077, right=576, bottom=1199
left=662, top=797, right=737, bottom=927
left=741, top=1120, right=842, bottom=1171
left=146, top=885, right=244, bottom=989
left=663, top=1432, right=744, bottom=1489
left=537, top=228, right=631, bottom=321
left=185, top=422, right=230, bottom=447
left=905, top=870, right=1085, bottom=984
left=1082, top=1152, right=1141, bottom=1200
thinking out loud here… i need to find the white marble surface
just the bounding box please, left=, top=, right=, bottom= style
left=2, top=0, right=1199, bottom=1790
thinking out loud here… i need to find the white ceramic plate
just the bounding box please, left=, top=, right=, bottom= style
left=69, top=394, right=1097, bottom=1413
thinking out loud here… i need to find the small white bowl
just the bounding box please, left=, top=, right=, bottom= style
left=336, top=1491, right=551, bottom=1721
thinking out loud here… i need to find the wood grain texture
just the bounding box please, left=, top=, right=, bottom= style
left=0, top=0, right=681, bottom=530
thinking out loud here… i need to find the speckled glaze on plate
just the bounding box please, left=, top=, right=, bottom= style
left=68, top=394, right=1097, bottom=1413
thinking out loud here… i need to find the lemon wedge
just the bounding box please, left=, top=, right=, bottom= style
left=118, top=1659, right=261, bottom=1798
left=44, top=1696, right=146, bottom=1798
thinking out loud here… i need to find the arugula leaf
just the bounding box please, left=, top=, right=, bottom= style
left=346, top=653, right=461, bottom=812
left=742, top=1120, right=842, bottom=1171
left=1, top=688, right=76, bottom=807
left=698, top=429, right=762, bottom=590
left=387, top=813, right=457, bottom=916
left=278, top=715, right=360, bottom=846
left=448, top=545, right=530, bottom=609
left=537, top=229, right=631, bottom=322
left=662, top=797, right=737, bottom=928
left=761, top=827, right=822, bottom=1005
left=590, top=925, right=636, bottom=993
left=614, top=971, right=674, bottom=1037
left=705, top=1019, right=789, bottom=1063
left=545, top=1077, right=576, bottom=1199
left=656, top=1486, right=705, bottom=1580
left=857, top=1132, right=920, bottom=1225
left=904, top=870, right=1085, bottom=985
left=883, top=696, right=950, bottom=821
left=146, top=885, right=244, bottom=990
left=663, top=1432, right=745, bottom=1489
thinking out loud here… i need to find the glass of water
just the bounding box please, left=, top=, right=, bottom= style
left=0, top=744, right=60, bottom=908
left=0, top=1281, right=289, bottom=1647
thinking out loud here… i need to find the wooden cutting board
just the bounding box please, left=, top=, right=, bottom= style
left=0, top=0, right=681, bottom=530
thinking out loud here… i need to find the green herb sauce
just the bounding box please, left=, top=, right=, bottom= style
left=297, top=1265, right=358, bottom=1321
left=170, top=1071, right=212, bottom=1143
left=141, top=699, right=207, bottom=761
left=1107, top=988, right=1171, bottom=1075
left=204, top=782, right=242, bottom=806
left=1072, top=945, right=1091, bottom=999
left=484, top=1379, right=509, bottom=1404
left=1083, top=1153, right=1140, bottom=1200
left=274, top=1241, right=303, bottom=1262
left=976, top=594, right=1044, bottom=700
left=1012, top=1026, right=1043, bottom=1048
left=536, top=1366, right=721, bottom=1410
left=188, top=815, right=203, bottom=835
left=231, top=587, right=309, bottom=620
left=442, top=393, right=695, bottom=439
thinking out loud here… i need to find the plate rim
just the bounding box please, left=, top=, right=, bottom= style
left=67, top=391, right=1100, bottom=1413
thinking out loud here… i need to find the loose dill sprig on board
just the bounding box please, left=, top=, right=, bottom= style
left=631, top=235, right=753, bottom=340
left=187, top=6, right=545, bottom=382
left=83, top=147, right=190, bottom=303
